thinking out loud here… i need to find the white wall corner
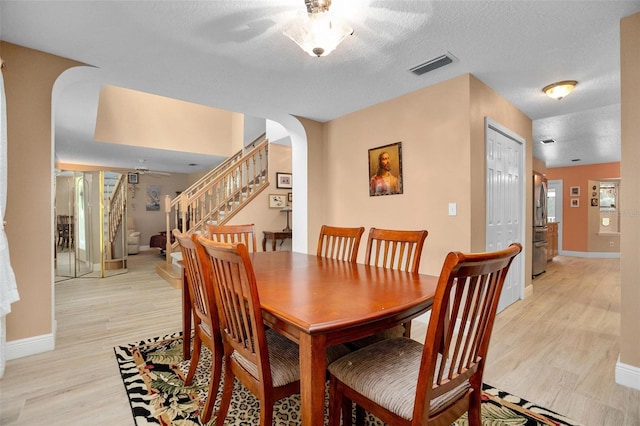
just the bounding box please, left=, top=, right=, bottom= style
left=615, top=356, right=640, bottom=390
left=6, top=333, right=55, bottom=361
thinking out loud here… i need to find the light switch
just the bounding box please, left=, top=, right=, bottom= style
left=448, top=203, right=457, bottom=216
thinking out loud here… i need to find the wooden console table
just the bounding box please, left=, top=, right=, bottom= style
left=262, top=230, right=292, bottom=251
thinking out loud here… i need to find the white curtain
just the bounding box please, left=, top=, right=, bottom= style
left=0, top=59, right=19, bottom=378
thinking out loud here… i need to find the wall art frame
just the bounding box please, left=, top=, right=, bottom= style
left=276, top=172, right=292, bottom=189
left=570, top=186, right=580, bottom=196
left=127, top=173, right=139, bottom=184
left=368, top=141, right=403, bottom=196
left=268, top=194, right=286, bottom=208
left=571, top=198, right=579, bottom=208
left=146, top=185, right=161, bottom=211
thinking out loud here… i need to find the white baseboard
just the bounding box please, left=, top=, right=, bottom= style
left=615, top=357, right=640, bottom=390
left=6, top=333, right=55, bottom=361
left=524, top=284, right=534, bottom=299
left=560, top=250, right=620, bottom=259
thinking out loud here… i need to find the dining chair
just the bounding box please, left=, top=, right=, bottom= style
left=197, top=237, right=301, bottom=426
left=316, top=225, right=365, bottom=262
left=365, top=227, right=428, bottom=274
left=207, top=223, right=258, bottom=253
left=198, top=237, right=351, bottom=425
left=328, top=243, right=523, bottom=426
left=363, top=227, right=428, bottom=339
left=172, top=229, right=223, bottom=424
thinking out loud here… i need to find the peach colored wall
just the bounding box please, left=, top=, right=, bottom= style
left=545, top=162, right=620, bottom=252
left=620, top=12, right=640, bottom=369
left=309, top=74, right=532, bottom=283
left=2, top=42, right=82, bottom=340
left=95, top=85, right=237, bottom=157
left=298, top=117, right=325, bottom=254
left=319, top=76, right=470, bottom=276
left=532, top=156, right=547, bottom=175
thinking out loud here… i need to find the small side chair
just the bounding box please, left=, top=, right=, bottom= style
left=328, top=243, right=523, bottom=426
left=172, top=229, right=222, bottom=424
left=362, top=227, right=429, bottom=340
left=207, top=223, right=258, bottom=253
left=197, top=238, right=301, bottom=426
left=317, top=225, right=365, bottom=262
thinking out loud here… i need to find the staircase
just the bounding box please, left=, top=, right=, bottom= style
left=104, top=172, right=127, bottom=269
left=155, top=134, right=270, bottom=287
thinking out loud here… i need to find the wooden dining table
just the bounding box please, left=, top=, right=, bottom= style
left=181, top=250, right=438, bottom=425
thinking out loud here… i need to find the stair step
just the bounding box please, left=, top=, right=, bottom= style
left=155, top=261, right=183, bottom=289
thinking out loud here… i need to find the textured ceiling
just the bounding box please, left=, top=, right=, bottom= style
left=1, top=0, right=638, bottom=173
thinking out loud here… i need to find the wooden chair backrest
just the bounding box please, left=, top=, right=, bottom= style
left=365, top=228, right=428, bottom=273
left=207, top=224, right=258, bottom=253
left=414, top=243, right=522, bottom=420
left=172, top=229, right=219, bottom=333
left=197, top=238, right=273, bottom=384
left=316, top=225, right=365, bottom=262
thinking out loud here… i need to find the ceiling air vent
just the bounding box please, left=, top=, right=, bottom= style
left=409, top=53, right=456, bottom=76
left=540, top=139, right=556, bottom=144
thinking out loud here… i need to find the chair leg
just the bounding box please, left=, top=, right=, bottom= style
left=259, top=394, right=274, bottom=426
left=200, top=345, right=222, bottom=424
left=403, top=320, right=412, bottom=338
left=468, top=386, right=483, bottom=426
left=185, top=335, right=201, bottom=385
left=216, top=361, right=235, bottom=425
left=329, top=376, right=349, bottom=426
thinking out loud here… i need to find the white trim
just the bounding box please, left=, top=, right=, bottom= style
left=5, top=333, right=55, bottom=360
left=616, top=357, right=640, bottom=390
left=548, top=180, right=563, bottom=255
left=523, top=284, right=534, bottom=299
left=560, top=250, right=620, bottom=259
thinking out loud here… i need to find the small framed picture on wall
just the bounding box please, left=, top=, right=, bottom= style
left=570, top=186, right=580, bottom=196
left=276, top=172, right=292, bottom=189
left=268, top=194, right=286, bottom=208
left=571, top=198, right=579, bottom=208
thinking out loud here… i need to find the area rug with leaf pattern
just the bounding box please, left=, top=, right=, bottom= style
left=114, top=332, right=583, bottom=426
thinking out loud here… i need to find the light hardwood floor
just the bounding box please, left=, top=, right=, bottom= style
left=1, top=252, right=638, bottom=425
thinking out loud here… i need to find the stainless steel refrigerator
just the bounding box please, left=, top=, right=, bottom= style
left=533, top=173, right=548, bottom=277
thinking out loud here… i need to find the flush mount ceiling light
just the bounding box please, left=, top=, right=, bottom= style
left=542, top=80, right=578, bottom=100
left=284, top=0, right=353, bottom=57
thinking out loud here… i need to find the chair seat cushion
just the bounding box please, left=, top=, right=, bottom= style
left=328, top=337, right=470, bottom=420
left=232, top=329, right=351, bottom=388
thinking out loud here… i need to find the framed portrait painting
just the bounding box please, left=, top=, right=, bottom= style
left=368, top=142, right=403, bottom=196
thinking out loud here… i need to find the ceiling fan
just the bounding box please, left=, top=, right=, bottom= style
left=131, top=167, right=171, bottom=177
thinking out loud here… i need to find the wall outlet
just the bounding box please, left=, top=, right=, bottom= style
left=610, top=241, right=615, bottom=248
left=448, top=203, right=457, bottom=216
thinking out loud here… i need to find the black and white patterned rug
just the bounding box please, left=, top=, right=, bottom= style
left=114, top=332, right=583, bottom=426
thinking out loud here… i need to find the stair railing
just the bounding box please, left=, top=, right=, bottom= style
left=107, top=174, right=126, bottom=259
left=162, top=135, right=269, bottom=263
